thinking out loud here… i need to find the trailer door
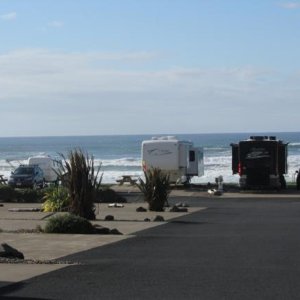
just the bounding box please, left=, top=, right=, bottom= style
left=187, top=148, right=197, bottom=176
left=231, top=143, right=239, bottom=174
left=187, top=147, right=204, bottom=177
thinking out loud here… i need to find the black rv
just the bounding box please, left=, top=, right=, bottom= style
left=231, top=136, right=288, bottom=189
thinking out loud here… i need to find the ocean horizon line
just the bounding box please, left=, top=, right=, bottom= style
left=1, top=131, right=300, bottom=139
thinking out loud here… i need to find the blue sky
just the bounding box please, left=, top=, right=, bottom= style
left=1, top=0, right=300, bottom=137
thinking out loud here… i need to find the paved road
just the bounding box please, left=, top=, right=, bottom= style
left=1, top=197, right=300, bottom=300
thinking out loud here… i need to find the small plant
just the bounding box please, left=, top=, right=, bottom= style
left=42, top=186, right=70, bottom=212
left=57, top=149, right=103, bottom=220
left=44, top=213, right=95, bottom=234
left=137, top=168, right=171, bottom=211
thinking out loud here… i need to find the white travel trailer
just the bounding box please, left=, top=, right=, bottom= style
left=28, top=155, right=61, bottom=183
left=141, top=136, right=204, bottom=184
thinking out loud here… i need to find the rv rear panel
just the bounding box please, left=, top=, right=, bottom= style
left=231, top=136, right=288, bottom=189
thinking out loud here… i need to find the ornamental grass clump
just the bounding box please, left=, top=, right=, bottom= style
left=42, top=186, right=69, bottom=212
left=58, top=149, right=103, bottom=220
left=137, top=168, right=171, bottom=211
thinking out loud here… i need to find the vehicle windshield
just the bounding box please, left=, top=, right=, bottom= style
left=14, top=167, right=34, bottom=175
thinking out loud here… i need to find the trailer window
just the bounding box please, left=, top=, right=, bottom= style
left=246, top=147, right=270, bottom=160
left=189, top=151, right=195, bottom=162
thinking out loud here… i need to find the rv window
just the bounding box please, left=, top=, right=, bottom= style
left=246, top=147, right=270, bottom=160
left=189, top=151, right=195, bottom=162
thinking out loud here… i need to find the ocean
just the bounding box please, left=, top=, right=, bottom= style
left=0, top=132, right=300, bottom=184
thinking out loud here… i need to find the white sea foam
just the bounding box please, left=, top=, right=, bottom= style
left=204, top=156, right=231, bottom=166
left=0, top=159, right=28, bottom=179
left=95, top=157, right=141, bottom=167
left=1, top=154, right=300, bottom=184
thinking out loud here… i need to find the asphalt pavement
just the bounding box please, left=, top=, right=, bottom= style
left=1, top=196, right=300, bottom=299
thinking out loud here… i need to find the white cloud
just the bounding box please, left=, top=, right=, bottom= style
left=0, top=49, right=290, bottom=99
left=48, top=20, right=64, bottom=28
left=0, top=12, right=17, bottom=21
left=0, top=48, right=299, bottom=136
left=279, top=2, right=300, bottom=9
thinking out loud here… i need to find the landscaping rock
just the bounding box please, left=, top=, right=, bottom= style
left=170, top=205, right=180, bottom=212
left=8, top=208, right=41, bottom=212
left=105, top=215, right=114, bottom=221
left=208, top=189, right=223, bottom=196
left=170, top=206, right=188, bottom=213
left=136, top=206, right=147, bottom=212
left=153, top=215, right=165, bottom=222
left=175, top=202, right=189, bottom=208
left=108, top=203, right=124, bottom=208
left=0, top=243, right=24, bottom=259
left=214, top=190, right=223, bottom=196
left=181, top=207, right=188, bottom=212
left=110, top=228, right=122, bottom=235
left=93, top=225, right=110, bottom=234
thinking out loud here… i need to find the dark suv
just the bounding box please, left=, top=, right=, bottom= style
left=8, top=165, right=44, bottom=189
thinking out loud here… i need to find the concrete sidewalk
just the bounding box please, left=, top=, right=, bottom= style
left=0, top=201, right=205, bottom=285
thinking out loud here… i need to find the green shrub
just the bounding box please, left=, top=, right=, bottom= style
left=57, top=149, right=103, bottom=220
left=44, top=213, right=95, bottom=234
left=15, top=189, right=44, bottom=203
left=42, top=186, right=70, bottom=212
left=0, top=185, right=15, bottom=202
left=137, top=168, right=171, bottom=211
left=0, top=185, right=45, bottom=203
left=96, top=188, right=127, bottom=203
